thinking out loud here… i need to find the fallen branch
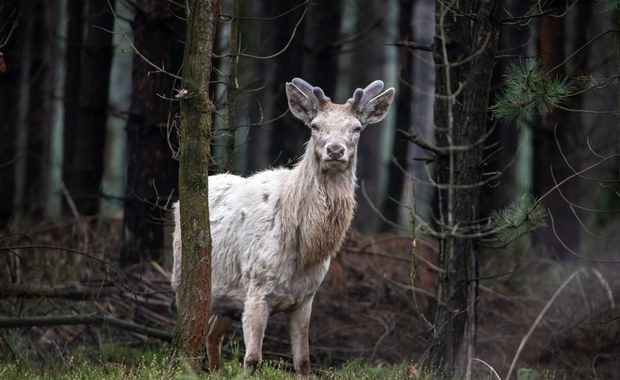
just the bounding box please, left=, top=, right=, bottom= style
left=0, top=284, right=117, bottom=300
left=0, top=313, right=173, bottom=342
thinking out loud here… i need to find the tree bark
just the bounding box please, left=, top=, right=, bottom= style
left=423, top=1, right=503, bottom=378
left=171, top=0, right=218, bottom=374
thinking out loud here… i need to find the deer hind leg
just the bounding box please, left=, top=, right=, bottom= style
left=288, top=298, right=313, bottom=379
left=206, top=314, right=233, bottom=372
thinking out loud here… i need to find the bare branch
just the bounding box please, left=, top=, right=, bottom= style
left=0, top=313, right=172, bottom=341
left=0, top=7, right=18, bottom=49
left=105, top=0, right=182, bottom=80
left=505, top=269, right=584, bottom=380
left=534, top=153, right=620, bottom=208
left=238, top=5, right=307, bottom=60
left=0, top=244, right=109, bottom=265
left=548, top=211, right=620, bottom=264
left=387, top=40, right=432, bottom=52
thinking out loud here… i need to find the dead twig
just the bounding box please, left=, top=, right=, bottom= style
left=0, top=313, right=172, bottom=341
left=505, top=269, right=583, bottom=380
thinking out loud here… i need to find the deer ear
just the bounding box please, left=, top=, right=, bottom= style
left=359, top=87, right=395, bottom=125
left=286, top=81, right=316, bottom=124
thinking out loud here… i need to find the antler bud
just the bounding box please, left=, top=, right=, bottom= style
left=349, top=80, right=386, bottom=111
left=291, top=78, right=331, bottom=105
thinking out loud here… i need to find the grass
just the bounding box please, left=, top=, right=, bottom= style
left=0, top=342, right=425, bottom=380
left=0, top=357, right=422, bottom=380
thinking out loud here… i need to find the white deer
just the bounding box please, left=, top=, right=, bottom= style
left=172, top=78, right=395, bottom=378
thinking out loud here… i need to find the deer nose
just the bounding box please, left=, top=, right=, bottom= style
left=326, top=144, right=345, bottom=160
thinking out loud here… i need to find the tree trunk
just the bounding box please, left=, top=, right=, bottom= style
left=532, top=1, right=581, bottom=260
left=423, top=1, right=503, bottom=378
left=403, top=0, right=435, bottom=226
left=171, top=0, right=218, bottom=373
left=480, top=0, right=530, bottom=217
left=244, top=1, right=342, bottom=173
left=350, top=0, right=387, bottom=233
left=121, top=0, right=184, bottom=266
left=302, top=0, right=342, bottom=94
left=268, top=2, right=307, bottom=168
left=62, top=0, right=114, bottom=216
left=62, top=0, right=83, bottom=215
left=11, top=1, right=53, bottom=219
left=0, top=0, right=20, bottom=227
left=44, top=0, right=68, bottom=217
left=99, top=0, right=133, bottom=217
left=381, top=0, right=414, bottom=231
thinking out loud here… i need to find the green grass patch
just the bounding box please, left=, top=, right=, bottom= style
left=0, top=342, right=428, bottom=380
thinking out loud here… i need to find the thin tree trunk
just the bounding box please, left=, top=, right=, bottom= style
left=45, top=0, right=68, bottom=216
left=403, top=0, right=435, bottom=226
left=11, top=2, right=31, bottom=219
left=382, top=0, right=414, bottom=231
left=99, top=0, right=133, bottom=217
left=350, top=0, right=387, bottom=233
left=423, top=1, right=503, bottom=378
left=62, top=0, right=83, bottom=216
left=171, top=0, right=218, bottom=373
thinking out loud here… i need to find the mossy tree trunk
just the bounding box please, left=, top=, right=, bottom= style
left=171, top=0, right=219, bottom=373
left=423, top=1, right=503, bottom=378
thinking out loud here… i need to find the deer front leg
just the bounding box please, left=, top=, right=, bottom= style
left=288, top=297, right=313, bottom=379
left=242, top=295, right=269, bottom=373
left=206, top=314, right=233, bottom=372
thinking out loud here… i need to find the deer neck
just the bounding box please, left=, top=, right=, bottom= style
left=279, top=145, right=357, bottom=266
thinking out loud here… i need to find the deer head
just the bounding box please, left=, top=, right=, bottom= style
left=286, top=78, right=395, bottom=173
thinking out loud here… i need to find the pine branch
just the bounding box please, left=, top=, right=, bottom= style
left=490, top=194, right=547, bottom=245
left=492, top=58, right=573, bottom=128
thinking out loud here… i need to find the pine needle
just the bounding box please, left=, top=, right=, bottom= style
left=490, top=194, right=547, bottom=245
left=492, top=58, right=573, bottom=128
left=597, top=0, right=620, bottom=12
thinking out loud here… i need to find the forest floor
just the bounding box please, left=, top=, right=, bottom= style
left=0, top=218, right=618, bottom=379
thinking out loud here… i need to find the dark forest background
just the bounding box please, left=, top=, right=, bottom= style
left=1, top=0, right=620, bottom=378
left=1, top=0, right=618, bottom=260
